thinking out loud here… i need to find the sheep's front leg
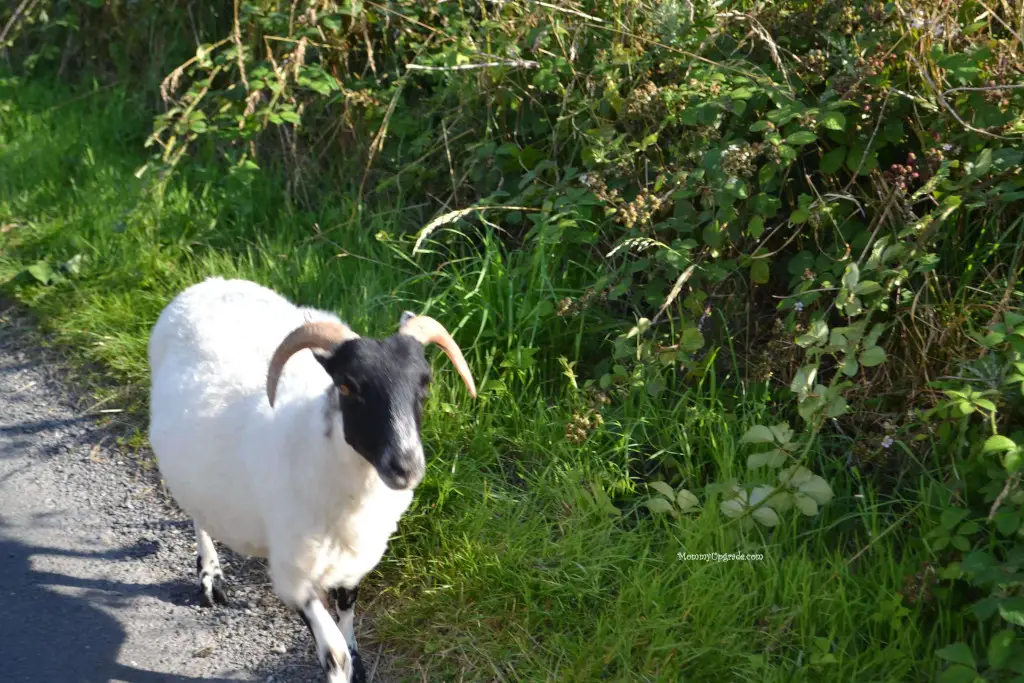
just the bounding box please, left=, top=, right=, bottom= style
left=329, top=585, right=366, bottom=683
left=298, top=594, right=353, bottom=683
left=194, top=522, right=227, bottom=607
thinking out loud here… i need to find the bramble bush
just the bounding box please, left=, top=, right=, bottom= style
left=5, top=0, right=1024, bottom=677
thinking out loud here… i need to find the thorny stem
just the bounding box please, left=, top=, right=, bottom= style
left=989, top=473, right=1021, bottom=522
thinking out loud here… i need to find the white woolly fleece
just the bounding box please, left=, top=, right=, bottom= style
left=148, top=277, right=414, bottom=604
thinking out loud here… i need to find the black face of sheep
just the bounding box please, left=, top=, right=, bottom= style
left=315, top=336, right=433, bottom=491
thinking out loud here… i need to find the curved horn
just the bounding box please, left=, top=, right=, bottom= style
left=399, top=312, right=477, bottom=398
left=267, top=321, right=358, bottom=407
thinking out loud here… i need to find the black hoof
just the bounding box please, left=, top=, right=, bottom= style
left=350, top=646, right=367, bottom=683
left=196, top=556, right=228, bottom=607
left=199, top=573, right=229, bottom=607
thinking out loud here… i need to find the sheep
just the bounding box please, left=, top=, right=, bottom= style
left=147, top=277, right=477, bottom=683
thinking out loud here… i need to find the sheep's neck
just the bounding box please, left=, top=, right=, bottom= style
left=311, top=388, right=404, bottom=512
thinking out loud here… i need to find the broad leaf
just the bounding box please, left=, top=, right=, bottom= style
left=936, top=643, right=976, bottom=668
left=649, top=481, right=675, bottom=498
left=798, top=475, right=834, bottom=504
left=644, top=498, right=675, bottom=515
left=984, top=435, right=1017, bottom=453
left=752, top=507, right=780, bottom=527
left=740, top=425, right=776, bottom=444
left=676, top=489, right=700, bottom=512
left=999, top=597, right=1024, bottom=626
left=988, top=630, right=1016, bottom=669
left=859, top=346, right=887, bottom=367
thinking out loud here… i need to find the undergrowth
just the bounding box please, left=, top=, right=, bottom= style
left=3, top=0, right=1024, bottom=681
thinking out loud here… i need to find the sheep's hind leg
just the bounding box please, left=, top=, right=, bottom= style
left=329, top=585, right=366, bottom=683
left=194, top=522, right=228, bottom=607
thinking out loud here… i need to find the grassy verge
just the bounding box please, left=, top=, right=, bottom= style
left=1, top=76, right=960, bottom=681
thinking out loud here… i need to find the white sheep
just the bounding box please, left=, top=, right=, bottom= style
left=147, top=277, right=477, bottom=683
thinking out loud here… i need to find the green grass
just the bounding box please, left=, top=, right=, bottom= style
left=1, top=76, right=962, bottom=682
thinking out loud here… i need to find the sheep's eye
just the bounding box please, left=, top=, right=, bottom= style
left=339, top=383, right=354, bottom=397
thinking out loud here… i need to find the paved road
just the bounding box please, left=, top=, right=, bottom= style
left=0, top=309, right=393, bottom=682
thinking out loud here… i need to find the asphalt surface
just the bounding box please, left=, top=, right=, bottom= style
left=0, top=307, right=394, bottom=683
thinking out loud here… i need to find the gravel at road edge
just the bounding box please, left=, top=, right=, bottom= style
left=0, top=305, right=396, bottom=683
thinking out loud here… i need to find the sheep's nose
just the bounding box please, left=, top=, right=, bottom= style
left=379, top=448, right=424, bottom=490
left=389, top=471, right=412, bottom=489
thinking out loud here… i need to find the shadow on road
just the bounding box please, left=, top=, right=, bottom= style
left=0, top=531, right=250, bottom=683
left=0, top=415, right=97, bottom=436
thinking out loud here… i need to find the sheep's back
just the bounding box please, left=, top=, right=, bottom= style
left=146, top=277, right=341, bottom=556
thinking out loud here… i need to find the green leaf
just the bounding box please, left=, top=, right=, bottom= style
left=988, top=630, right=1016, bottom=669
left=790, top=207, right=810, bottom=224
left=720, top=499, right=745, bottom=519
left=974, top=597, right=1000, bottom=621
left=820, top=146, right=847, bottom=174
left=751, top=259, right=770, bottom=284
left=26, top=262, right=54, bottom=284
left=865, top=323, right=886, bottom=348
left=979, top=331, right=1006, bottom=347
left=795, top=319, right=828, bottom=348
left=777, top=144, right=798, bottom=161
left=787, top=130, right=818, bottom=146
left=644, top=498, right=675, bottom=515
left=790, top=365, right=817, bottom=397
left=747, top=449, right=788, bottom=469
left=846, top=145, right=879, bottom=174
left=279, top=110, right=301, bottom=124
left=752, top=506, right=780, bottom=527
left=748, top=216, right=765, bottom=238
left=826, top=396, right=848, bottom=418
left=779, top=465, right=814, bottom=488
left=676, top=489, right=700, bottom=512
left=999, top=597, right=1024, bottom=626
left=984, top=435, right=1017, bottom=453
left=756, top=164, right=778, bottom=187
left=820, top=111, right=847, bottom=131
left=958, top=521, right=981, bottom=536
left=941, top=508, right=970, bottom=529
left=794, top=492, right=818, bottom=516
left=680, top=327, right=704, bottom=352
left=1004, top=449, right=1023, bottom=473
left=649, top=481, right=675, bottom=499
left=996, top=511, right=1021, bottom=535
left=740, top=425, right=776, bottom=444
left=842, top=262, right=860, bottom=290
left=842, top=355, right=859, bottom=377
left=936, top=643, right=976, bottom=668
left=971, top=147, right=993, bottom=178
left=859, top=346, right=887, bottom=367
left=951, top=535, right=970, bottom=552
left=937, top=664, right=979, bottom=683
left=854, top=281, right=881, bottom=295
left=798, top=475, right=834, bottom=505
left=769, top=423, right=794, bottom=444
left=61, top=253, right=85, bottom=278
